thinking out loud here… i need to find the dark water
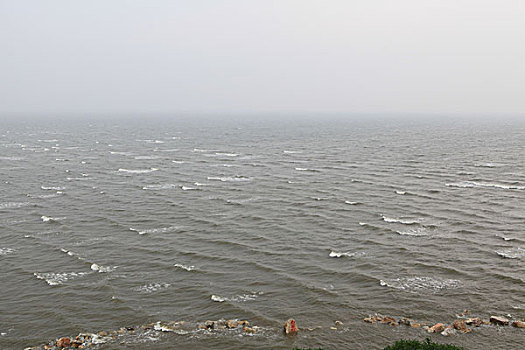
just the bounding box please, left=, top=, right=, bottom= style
left=1, top=115, right=524, bottom=349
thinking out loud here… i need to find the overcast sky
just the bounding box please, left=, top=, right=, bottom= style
left=1, top=0, right=524, bottom=115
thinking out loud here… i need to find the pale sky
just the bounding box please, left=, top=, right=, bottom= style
left=1, top=0, right=524, bottom=115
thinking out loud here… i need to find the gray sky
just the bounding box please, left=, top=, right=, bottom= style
left=1, top=0, right=524, bottom=115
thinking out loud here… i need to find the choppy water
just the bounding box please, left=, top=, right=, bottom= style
left=1, top=115, right=524, bottom=349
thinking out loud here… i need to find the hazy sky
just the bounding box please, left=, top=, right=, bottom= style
left=1, top=0, right=524, bottom=115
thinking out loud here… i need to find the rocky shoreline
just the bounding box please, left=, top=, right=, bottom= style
left=363, top=311, right=525, bottom=336
left=23, top=312, right=525, bottom=349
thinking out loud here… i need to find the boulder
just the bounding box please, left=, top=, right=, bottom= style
left=512, top=321, right=525, bottom=329
left=453, top=319, right=467, bottom=331
left=239, top=320, right=250, bottom=326
left=490, top=316, right=509, bottom=326
left=380, top=316, right=397, bottom=325
left=97, top=330, right=108, bottom=337
left=398, top=317, right=413, bottom=326
left=428, top=323, right=446, bottom=333
left=226, top=320, right=239, bottom=329
left=243, top=326, right=257, bottom=334
left=410, top=323, right=421, bottom=328
left=204, top=320, right=215, bottom=329
left=334, top=320, right=343, bottom=326
left=56, top=337, right=71, bottom=348
left=441, top=326, right=455, bottom=336
left=284, top=318, right=298, bottom=335
left=465, top=317, right=483, bottom=327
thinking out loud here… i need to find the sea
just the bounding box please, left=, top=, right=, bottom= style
left=0, top=115, right=523, bottom=349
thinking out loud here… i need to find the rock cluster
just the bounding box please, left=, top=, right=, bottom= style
left=364, top=312, right=525, bottom=337
left=284, top=318, right=298, bottom=335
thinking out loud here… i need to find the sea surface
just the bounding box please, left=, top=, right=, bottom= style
left=0, top=115, right=524, bottom=349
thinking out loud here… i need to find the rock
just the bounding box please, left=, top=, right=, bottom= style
left=334, top=320, right=343, bottom=326
left=284, top=318, right=298, bottom=335
left=198, top=324, right=208, bottom=330
left=410, top=323, right=421, bottom=328
left=364, top=317, right=374, bottom=323
left=512, top=321, right=525, bottom=329
left=243, top=326, right=257, bottom=334
left=428, top=323, right=446, bottom=333
left=125, top=326, right=135, bottom=331
left=380, top=316, right=397, bottom=325
left=226, top=320, right=239, bottom=329
left=465, top=317, right=483, bottom=327
left=205, top=320, right=215, bottom=329
left=71, top=340, right=84, bottom=348
left=56, top=337, right=71, bottom=348
left=330, top=326, right=337, bottom=330
left=238, top=320, right=250, bottom=326
left=441, top=326, right=455, bottom=336
left=97, top=330, right=108, bottom=337
left=490, top=316, right=509, bottom=326
left=398, top=317, right=413, bottom=326
left=43, top=345, right=54, bottom=349
left=453, top=319, right=467, bottom=331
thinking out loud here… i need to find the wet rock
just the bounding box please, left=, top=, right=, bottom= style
left=243, top=326, right=257, bottom=334
left=284, top=318, right=298, bottom=335
left=410, top=323, right=421, bottom=328
left=198, top=324, right=208, bottom=330
left=428, top=323, right=446, bottom=333
left=56, top=337, right=71, bottom=348
left=398, top=317, right=413, bottom=326
left=364, top=317, right=374, bottom=323
left=453, top=319, right=467, bottom=331
left=490, top=316, right=509, bottom=326
left=204, top=320, right=215, bottom=329
left=43, top=345, right=54, bottom=350
left=238, top=320, right=250, bottom=326
left=330, top=326, right=337, bottom=330
left=465, top=317, right=483, bottom=327
left=512, top=321, right=525, bottom=329
left=441, top=326, right=455, bottom=336
left=71, top=340, right=84, bottom=348
left=226, top=320, right=239, bottom=329
left=380, top=316, right=397, bottom=326
left=334, top=320, right=343, bottom=326
left=97, top=330, right=108, bottom=337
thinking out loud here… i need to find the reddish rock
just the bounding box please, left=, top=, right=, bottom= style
left=428, top=323, right=446, bottom=333
left=453, top=319, right=467, bottom=331
left=56, top=337, right=71, bottom=348
left=243, top=326, right=257, bottom=334
left=284, top=318, right=298, bottom=335
left=364, top=317, right=374, bottom=323
left=410, top=323, right=421, bottom=328
left=490, top=316, right=509, bottom=326
left=398, top=317, right=413, bottom=326
left=380, top=316, right=396, bottom=325
left=512, top=321, right=525, bottom=329
left=238, top=320, right=250, bottom=326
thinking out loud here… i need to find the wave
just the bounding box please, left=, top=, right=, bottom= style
left=395, top=228, right=428, bottom=236
left=194, top=182, right=207, bottom=186
left=34, top=272, right=89, bottom=286
left=495, top=247, right=525, bottom=259
left=474, top=163, right=502, bottom=168
left=295, top=167, right=320, bottom=172
left=329, top=251, right=365, bottom=258
left=446, top=181, right=524, bottom=190
left=0, top=156, right=24, bottom=160
left=0, top=202, right=32, bottom=209
left=0, top=248, right=15, bottom=255
left=382, top=215, right=419, bottom=225
left=134, top=283, right=170, bottom=293
left=344, top=200, right=359, bottom=205
left=211, top=292, right=263, bottom=303
left=207, top=176, right=251, bottom=182
left=283, top=150, right=302, bottom=154
left=118, top=168, right=158, bottom=174
left=41, top=186, right=65, bottom=191
left=41, top=215, right=65, bottom=223
left=134, top=155, right=160, bottom=160
left=172, top=160, right=185, bottom=164
left=109, top=151, right=133, bottom=156
left=181, top=186, right=198, bottom=191
left=142, top=184, right=177, bottom=190
left=395, top=191, right=406, bottom=195
left=130, top=226, right=179, bottom=235
left=90, top=263, right=117, bottom=273
left=380, top=276, right=462, bottom=293
left=174, top=264, right=195, bottom=271
left=215, top=152, right=239, bottom=157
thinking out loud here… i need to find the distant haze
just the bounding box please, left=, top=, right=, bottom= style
left=1, top=0, right=524, bottom=115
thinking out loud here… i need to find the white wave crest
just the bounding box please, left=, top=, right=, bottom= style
left=0, top=202, right=31, bottom=209
left=211, top=292, right=262, bottom=303
left=34, top=272, right=89, bottom=286
left=90, top=263, right=117, bottom=273
left=134, top=155, right=160, bottom=160
left=395, top=191, right=406, bottom=195
left=41, top=215, right=65, bottom=223
left=380, top=276, right=462, bottom=293
left=174, top=264, right=195, bottom=271
left=142, top=184, right=177, bottom=190
left=130, top=226, right=179, bottom=235
left=207, top=176, right=251, bottom=182
left=41, top=186, right=65, bottom=190
left=0, top=248, right=15, bottom=255
left=181, top=186, right=198, bottom=191
left=135, top=283, right=170, bottom=293
left=118, top=168, right=158, bottom=174
left=396, top=228, right=428, bottom=236
left=446, top=181, right=524, bottom=190
left=345, top=200, right=359, bottom=205
left=382, top=215, right=419, bottom=225
left=329, top=251, right=365, bottom=258
left=496, top=247, right=525, bottom=259
left=215, top=152, right=238, bottom=157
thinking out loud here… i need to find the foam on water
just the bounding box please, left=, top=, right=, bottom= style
left=174, top=264, right=195, bottom=271
left=380, top=277, right=462, bottom=293
left=495, top=247, right=525, bottom=259
left=142, top=184, right=177, bottom=190
left=41, top=186, right=65, bottom=190
left=207, top=176, right=251, bottom=182
left=41, top=215, right=65, bottom=223
left=344, top=200, right=359, bottom=205
left=134, top=155, right=160, bottom=160
left=172, top=160, right=185, bottom=164
left=0, top=248, right=16, bottom=255
left=329, top=251, right=365, bottom=258
left=0, top=202, right=32, bottom=209
left=0, top=156, right=24, bottom=160
left=118, top=168, right=158, bottom=174
left=90, top=263, right=117, bottom=273
left=395, top=190, right=406, bottom=195
left=34, top=272, right=90, bottom=286
left=181, top=186, right=198, bottom=191
left=446, top=181, right=525, bottom=190
left=382, top=215, right=419, bottom=225
left=395, top=228, right=428, bottom=236
left=211, top=292, right=263, bottom=303
left=130, top=226, right=179, bottom=235
left=215, top=152, right=239, bottom=157
left=135, top=283, right=170, bottom=294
